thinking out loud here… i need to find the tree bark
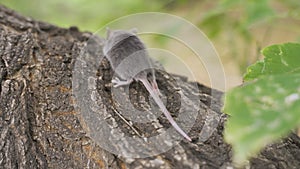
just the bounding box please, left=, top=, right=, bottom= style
left=0, top=5, right=299, bottom=169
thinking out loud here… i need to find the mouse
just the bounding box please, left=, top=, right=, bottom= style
left=102, top=28, right=191, bottom=141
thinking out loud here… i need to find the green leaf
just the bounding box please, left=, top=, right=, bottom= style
left=224, top=42, right=300, bottom=166
left=224, top=73, right=300, bottom=165
left=244, top=43, right=300, bottom=81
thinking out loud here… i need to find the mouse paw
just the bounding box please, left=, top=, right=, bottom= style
left=112, top=78, right=133, bottom=87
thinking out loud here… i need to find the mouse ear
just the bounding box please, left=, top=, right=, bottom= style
left=130, top=28, right=138, bottom=34
left=106, top=27, right=111, bottom=39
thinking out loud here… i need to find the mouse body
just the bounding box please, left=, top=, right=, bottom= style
left=103, top=28, right=191, bottom=141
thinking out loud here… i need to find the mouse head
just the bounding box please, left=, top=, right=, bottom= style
left=106, top=28, right=137, bottom=39
left=103, top=28, right=138, bottom=55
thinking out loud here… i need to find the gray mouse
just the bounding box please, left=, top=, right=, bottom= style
left=103, top=28, right=191, bottom=141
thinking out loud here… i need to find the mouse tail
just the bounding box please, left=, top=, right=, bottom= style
left=139, top=78, right=192, bottom=141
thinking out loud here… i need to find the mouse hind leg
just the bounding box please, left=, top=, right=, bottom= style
left=112, top=77, right=133, bottom=87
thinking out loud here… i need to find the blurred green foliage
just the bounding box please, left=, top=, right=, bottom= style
left=201, top=0, right=300, bottom=39
left=199, top=0, right=300, bottom=72
left=1, top=0, right=170, bottom=31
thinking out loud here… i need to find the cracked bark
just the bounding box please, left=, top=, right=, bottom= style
left=0, top=5, right=299, bottom=169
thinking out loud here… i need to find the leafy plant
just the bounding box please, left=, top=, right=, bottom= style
left=223, top=42, right=300, bottom=166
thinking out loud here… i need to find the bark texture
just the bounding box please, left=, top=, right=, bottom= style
left=0, top=5, right=299, bottom=169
